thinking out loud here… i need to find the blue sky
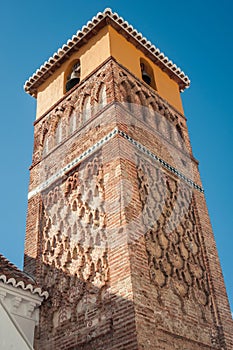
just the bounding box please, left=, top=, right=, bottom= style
left=0, top=1, right=232, bottom=312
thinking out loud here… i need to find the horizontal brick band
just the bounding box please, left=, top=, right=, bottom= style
left=118, top=130, right=204, bottom=193
left=28, top=127, right=204, bottom=199
left=28, top=128, right=119, bottom=199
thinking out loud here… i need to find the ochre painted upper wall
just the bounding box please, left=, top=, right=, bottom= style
left=108, top=26, right=184, bottom=114
left=36, top=27, right=111, bottom=119
left=35, top=24, right=184, bottom=119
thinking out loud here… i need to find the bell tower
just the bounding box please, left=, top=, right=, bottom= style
left=24, top=8, right=233, bottom=350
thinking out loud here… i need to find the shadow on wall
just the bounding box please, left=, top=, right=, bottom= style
left=24, top=254, right=138, bottom=350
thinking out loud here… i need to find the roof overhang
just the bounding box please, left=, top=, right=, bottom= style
left=24, top=8, right=190, bottom=97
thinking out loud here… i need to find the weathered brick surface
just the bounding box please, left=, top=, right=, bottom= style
left=24, top=59, right=233, bottom=349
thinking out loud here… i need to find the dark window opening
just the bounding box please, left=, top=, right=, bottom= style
left=141, top=63, right=151, bottom=85
left=66, top=61, right=81, bottom=92
left=140, top=59, right=157, bottom=90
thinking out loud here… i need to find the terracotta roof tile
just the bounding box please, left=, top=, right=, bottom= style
left=24, top=8, right=190, bottom=96
left=0, top=254, right=48, bottom=298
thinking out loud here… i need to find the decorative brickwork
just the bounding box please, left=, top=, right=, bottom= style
left=35, top=153, right=113, bottom=347
left=24, top=58, right=233, bottom=349
left=135, top=155, right=219, bottom=347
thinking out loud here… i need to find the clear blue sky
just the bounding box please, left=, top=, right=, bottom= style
left=0, top=1, right=232, bottom=312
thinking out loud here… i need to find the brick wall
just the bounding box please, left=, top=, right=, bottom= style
left=24, top=58, right=233, bottom=349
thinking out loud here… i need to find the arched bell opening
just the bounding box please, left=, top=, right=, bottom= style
left=65, top=60, right=81, bottom=93
left=140, top=58, right=157, bottom=90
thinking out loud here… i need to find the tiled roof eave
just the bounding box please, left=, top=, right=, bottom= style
left=0, top=274, right=49, bottom=299
left=24, top=8, right=190, bottom=96
left=24, top=18, right=109, bottom=97
left=0, top=254, right=48, bottom=299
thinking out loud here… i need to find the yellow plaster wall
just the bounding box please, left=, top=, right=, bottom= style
left=36, top=68, right=65, bottom=119
left=36, top=26, right=111, bottom=119
left=36, top=24, right=184, bottom=119
left=108, top=26, right=184, bottom=114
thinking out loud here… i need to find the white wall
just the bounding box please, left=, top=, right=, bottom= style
left=0, top=302, right=32, bottom=350
left=0, top=281, right=45, bottom=349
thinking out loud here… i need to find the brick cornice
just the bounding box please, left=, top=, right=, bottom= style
left=33, top=57, right=187, bottom=127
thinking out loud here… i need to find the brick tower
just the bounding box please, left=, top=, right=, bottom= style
left=23, top=8, right=233, bottom=350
